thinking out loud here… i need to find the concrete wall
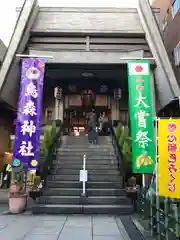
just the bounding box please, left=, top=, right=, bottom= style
left=152, top=0, right=170, bottom=22
left=0, top=39, right=6, bottom=62
left=152, top=0, right=180, bottom=85
left=32, top=8, right=143, bottom=34
left=0, top=0, right=39, bottom=109
left=1, top=2, right=174, bottom=111
left=138, top=0, right=180, bottom=108
left=0, top=115, right=13, bottom=169
left=29, top=49, right=145, bottom=64
left=30, top=7, right=160, bottom=34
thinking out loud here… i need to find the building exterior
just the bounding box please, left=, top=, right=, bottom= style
left=0, top=39, right=14, bottom=169
left=0, top=0, right=179, bottom=134
left=152, top=0, right=180, bottom=83
left=0, top=39, right=6, bottom=65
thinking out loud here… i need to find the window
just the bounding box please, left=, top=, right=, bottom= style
left=172, top=0, right=180, bottom=18
left=174, top=42, right=180, bottom=66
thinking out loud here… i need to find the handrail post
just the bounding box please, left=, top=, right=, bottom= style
left=0, top=172, right=3, bottom=187
left=81, top=154, right=87, bottom=196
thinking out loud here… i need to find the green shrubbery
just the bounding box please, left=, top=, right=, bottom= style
left=39, top=122, right=57, bottom=164
left=116, top=124, right=132, bottom=164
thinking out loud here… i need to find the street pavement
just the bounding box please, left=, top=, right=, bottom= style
left=0, top=189, right=8, bottom=204
left=0, top=204, right=8, bottom=214
left=0, top=190, right=145, bottom=240
left=0, top=189, right=8, bottom=214
left=0, top=214, right=135, bottom=240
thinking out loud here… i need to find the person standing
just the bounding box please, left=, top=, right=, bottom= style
left=2, top=163, right=12, bottom=188
left=99, top=113, right=103, bottom=132
left=87, top=109, right=98, bottom=144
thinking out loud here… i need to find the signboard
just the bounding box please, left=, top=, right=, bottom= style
left=12, top=58, right=45, bottom=170
left=128, top=60, right=155, bottom=173
left=158, top=119, right=180, bottom=198
left=79, top=170, right=88, bottom=182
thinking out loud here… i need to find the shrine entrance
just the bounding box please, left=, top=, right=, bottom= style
left=43, top=63, right=128, bottom=135
left=64, top=89, right=110, bottom=135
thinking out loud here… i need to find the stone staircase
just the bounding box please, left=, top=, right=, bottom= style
left=32, top=136, right=133, bottom=214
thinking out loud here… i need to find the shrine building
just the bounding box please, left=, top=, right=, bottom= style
left=0, top=0, right=179, bottom=136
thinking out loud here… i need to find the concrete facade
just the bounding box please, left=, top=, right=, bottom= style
left=0, top=0, right=179, bottom=111
left=0, top=41, right=13, bottom=170
left=152, top=0, right=180, bottom=83
left=0, top=40, right=6, bottom=63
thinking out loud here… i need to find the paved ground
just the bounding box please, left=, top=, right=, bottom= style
left=0, top=204, right=8, bottom=213
left=0, top=214, right=144, bottom=240
left=0, top=190, right=146, bottom=240
left=0, top=189, right=9, bottom=214
left=0, top=189, right=8, bottom=204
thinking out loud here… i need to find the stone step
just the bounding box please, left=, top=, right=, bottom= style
left=60, top=145, right=113, bottom=149
left=52, top=163, right=118, bottom=169
left=54, top=159, right=117, bottom=165
left=57, top=152, right=115, bottom=156
left=54, top=155, right=116, bottom=160
left=50, top=169, right=119, bottom=175
left=44, top=188, right=126, bottom=196
left=32, top=204, right=134, bottom=215
left=38, top=195, right=131, bottom=205
left=46, top=181, right=123, bottom=189
left=48, top=174, right=122, bottom=182
left=57, top=148, right=114, bottom=153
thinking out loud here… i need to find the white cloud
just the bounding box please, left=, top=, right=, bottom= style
left=0, top=1, right=18, bottom=46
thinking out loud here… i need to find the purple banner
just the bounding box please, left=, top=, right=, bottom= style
left=12, top=58, right=45, bottom=170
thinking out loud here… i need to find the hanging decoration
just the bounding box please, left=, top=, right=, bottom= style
left=12, top=58, right=45, bottom=170
left=54, top=87, right=62, bottom=100
left=113, top=88, right=122, bottom=100
left=127, top=60, right=155, bottom=173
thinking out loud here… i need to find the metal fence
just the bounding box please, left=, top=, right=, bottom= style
left=137, top=187, right=180, bottom=239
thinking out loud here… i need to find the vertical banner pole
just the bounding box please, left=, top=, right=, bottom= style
left=142, top=174, right=145, bottom=187
left=155, top=117, right=160, bottom=240
left=155, top=118, right=158, bottom=195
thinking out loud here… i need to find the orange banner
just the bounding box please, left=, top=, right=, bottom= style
left=158, top=119, right=180, bottom=198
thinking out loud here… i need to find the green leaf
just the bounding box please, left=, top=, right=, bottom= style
left=116, top=126, right=122, bottom=139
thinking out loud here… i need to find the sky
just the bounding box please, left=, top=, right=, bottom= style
left=0, top=0, right=153, bottom=46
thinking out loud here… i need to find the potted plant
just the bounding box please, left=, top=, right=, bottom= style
left=9, top=165, right=28, bottom=214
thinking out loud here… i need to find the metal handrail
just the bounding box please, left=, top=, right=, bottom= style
left=110, top=125, right=126, bottom=186
left=81, top=154, right=86, bottom=196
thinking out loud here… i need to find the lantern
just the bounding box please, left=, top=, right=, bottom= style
left=113, top=88, right=122, bottom=100
left=54, top=87, right=62, bottom=100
